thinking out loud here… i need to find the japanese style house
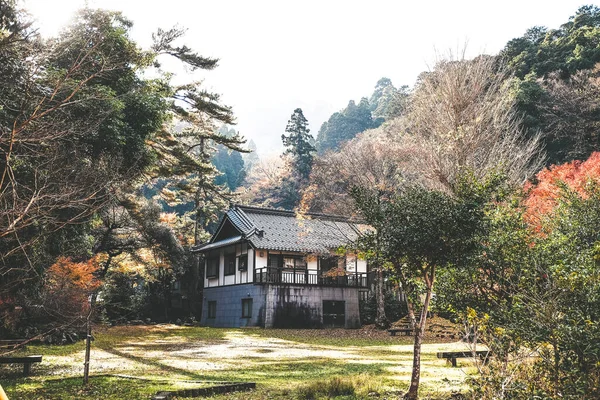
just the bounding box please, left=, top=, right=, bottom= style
left=192, top=205, right=370, bottom=328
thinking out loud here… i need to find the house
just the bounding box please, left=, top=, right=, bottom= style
left=192, top=205, right=370, bottom=329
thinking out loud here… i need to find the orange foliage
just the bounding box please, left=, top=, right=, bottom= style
left=524, top=152, right=600, bottom=229
left=42, top=256, right=102, bottom=319
left=47, top=256, right=102, bottom=292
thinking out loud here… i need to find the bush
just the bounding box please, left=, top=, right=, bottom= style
left=359, top=289, right=407, bottom=326
left=99, top=271, right=149, bottom=321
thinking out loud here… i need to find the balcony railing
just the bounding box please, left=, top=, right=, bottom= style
left=254, top=267, right=368, bottom=288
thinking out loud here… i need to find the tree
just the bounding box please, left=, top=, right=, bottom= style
left=316, top=96, right=382, bottom=154
left=305, top=129, right=413, bottom=328
left=243, top=139, right=260, bottom=172
left=370, top=77, right=410, bottom=120
left=446, top=160, right=600, bottom=399
left=352, top=175, right=498, bottom=399
left=212, top=126, right=246, bottom=191
left=0, top=6, right=246, bottom=385
left=314, top=52, right=541, bottom=399
left=260, top=108, right=317, bottom=210
left=500, top=5, right=600, bottom=164
left=282, top=108, right=315, bottom=180
left=524, top=151, right=600, bottom=229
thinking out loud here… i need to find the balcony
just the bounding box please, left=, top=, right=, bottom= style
left=254, top=267, right=369, bottom=288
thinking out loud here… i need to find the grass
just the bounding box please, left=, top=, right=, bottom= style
left=0, top=324, right=478, bottom=399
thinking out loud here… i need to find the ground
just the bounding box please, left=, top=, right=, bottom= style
left=1, top=323, right=482, bottom=399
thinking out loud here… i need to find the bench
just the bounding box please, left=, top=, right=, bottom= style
left=437, top=350, right=490, bottom=367
left=0, top=355, right=42, bottom=376
left=388, top=327, right=413, bottom=336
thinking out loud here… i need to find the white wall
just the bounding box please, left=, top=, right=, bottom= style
left=204, top=248, right=368, bottom=287
left=204, top=243, right=253, bottom=287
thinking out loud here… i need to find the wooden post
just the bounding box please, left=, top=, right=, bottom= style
left=83, top=292, right=97, bottom=385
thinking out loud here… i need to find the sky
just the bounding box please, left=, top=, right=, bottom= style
left=24, top=0, right=588, bottom=156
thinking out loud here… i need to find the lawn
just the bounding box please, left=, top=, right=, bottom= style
left=0, top=325, right=480, bottom=399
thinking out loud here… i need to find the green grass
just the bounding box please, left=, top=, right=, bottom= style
left=1, top=324, right=475, bottom=399
left=2, top=375, right=213, bottom=400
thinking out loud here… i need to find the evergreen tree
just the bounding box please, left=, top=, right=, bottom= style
left=500, top=5, right=600, bottom=164
left=281, top=108, right=315, bottom=181
left=243, top=139, right=260, bottom=172
left=315, top=79, right=395, bottom=154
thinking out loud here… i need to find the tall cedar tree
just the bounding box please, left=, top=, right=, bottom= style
left=281, top=108, right=315, bottom=181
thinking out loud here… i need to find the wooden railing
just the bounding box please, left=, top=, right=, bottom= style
left=254, top=267, right=368, bottom=288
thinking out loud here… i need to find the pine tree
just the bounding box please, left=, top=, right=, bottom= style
left=281, top=108, right=315, bottom=181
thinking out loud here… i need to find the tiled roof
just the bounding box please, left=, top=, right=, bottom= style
left=194, top=235, right=243, bottom=252
left=194, top=205, right=369, bottom=254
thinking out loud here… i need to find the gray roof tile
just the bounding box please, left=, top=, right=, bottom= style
left=225, top=206, right=368, bottom=254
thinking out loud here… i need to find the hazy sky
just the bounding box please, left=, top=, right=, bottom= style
left=24, top=0, right=587, bottom=156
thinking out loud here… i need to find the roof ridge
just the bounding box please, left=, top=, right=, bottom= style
left=232, top=206, right=256, bottom=233
left=225, top=207, right=254, bottom=234
left=235, top=204, right=359, bottom=223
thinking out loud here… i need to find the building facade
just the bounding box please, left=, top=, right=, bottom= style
left=193, top=205, right=370, bottom=328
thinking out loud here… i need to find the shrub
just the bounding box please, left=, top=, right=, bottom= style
left=296, top=376, right=355, bottom=399
left=359, top=289, right=407, bottom=325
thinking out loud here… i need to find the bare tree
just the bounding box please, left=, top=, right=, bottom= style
left=406, top=53, right=543, bottom=194
left=307, top=51, right=543, bottom=399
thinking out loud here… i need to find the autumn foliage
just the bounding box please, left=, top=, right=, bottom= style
left=524, top=152, right=600, bottom=229
left=42, top=257, right=102, bottom=320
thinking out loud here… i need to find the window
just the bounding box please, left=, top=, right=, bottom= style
left=238, top=254, right=248, bottom=271
left=270, top=254, right=306, bottom=269
left=206, top=257, right=218, bottom=278
left=268, top=254, right=282, bottom=269
left=207, top=301, right=217, bottom=319
left=224, top=253, right=236, bottom=276
left=241, top=298, right=253, bottom=318
left=283, top=255, right=307, bottom=270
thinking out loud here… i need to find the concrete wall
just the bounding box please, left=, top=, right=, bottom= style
left=264, top=285, right=361, bottom=329
left=201, top=283, right=361, bottom=329
left=201, top=284, right=267, bottom=328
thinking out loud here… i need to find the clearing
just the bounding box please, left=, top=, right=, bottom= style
left=1, top=324, right=481, bottom=399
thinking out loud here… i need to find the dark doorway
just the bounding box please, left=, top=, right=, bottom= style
left=322, top=300, right=345, bottom=327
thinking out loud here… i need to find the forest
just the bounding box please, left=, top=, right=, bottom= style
left=1, top=2, right=600, bottom=399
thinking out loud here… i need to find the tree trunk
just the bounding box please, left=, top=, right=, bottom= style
left=405, top=266, right=435, bottom=400
left=375, top=264, right=389, bottom=329
left=406, top=296, right=417, bottom=330
left=396, top=267, right=417, bottom=330
left=188, top=255, right=200, bottom=318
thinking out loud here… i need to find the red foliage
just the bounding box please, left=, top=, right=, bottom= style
left=524, top=152, right=600, bottom=229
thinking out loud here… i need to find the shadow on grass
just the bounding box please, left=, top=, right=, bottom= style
left=2, top=375, right=170, bottom=400
left=97, top=346, right=217, bottom=381
left=96, top=344, right=394, bottom=387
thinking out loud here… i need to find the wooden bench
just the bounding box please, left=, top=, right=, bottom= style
left=0, top=355, right=42, bottom=376
left=388, top=327, right=413, bottom=336
left=437, top=350, right=490, bottom=367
